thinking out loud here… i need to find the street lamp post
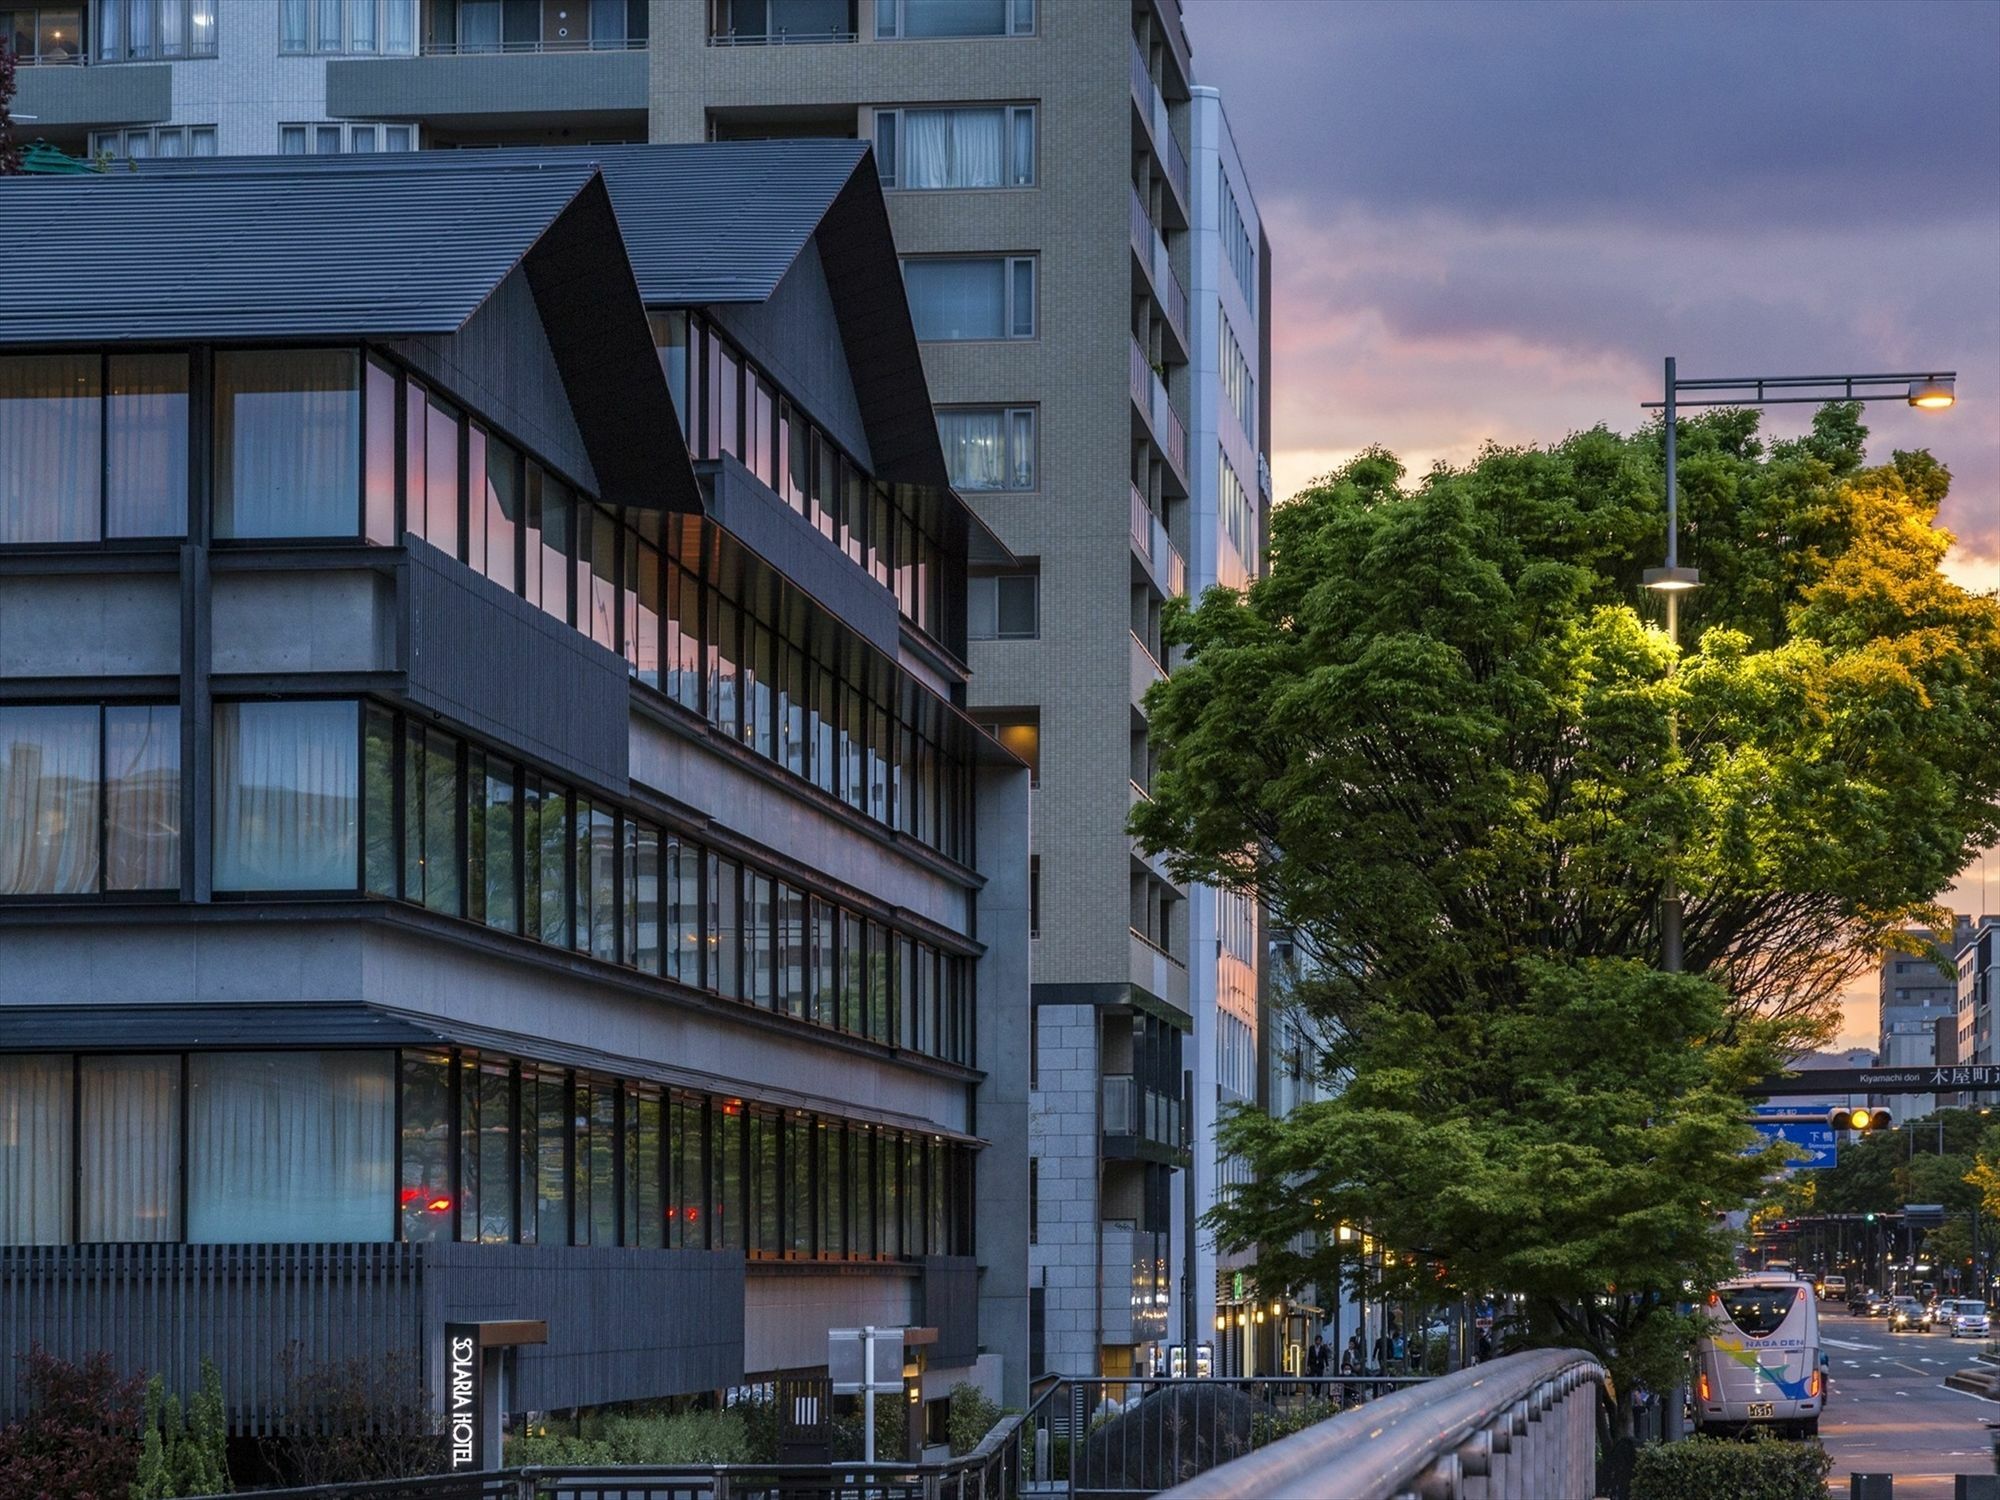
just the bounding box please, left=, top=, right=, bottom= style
left=1641, top=358, right=1956, bottom=1441
left=1640, top=359, right=1958, bottom=976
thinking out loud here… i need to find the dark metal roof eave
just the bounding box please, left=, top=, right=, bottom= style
left=0, top=1001, right=986, bottom=1144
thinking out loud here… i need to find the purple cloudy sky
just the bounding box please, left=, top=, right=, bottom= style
left=1182, top=0, right=2000, bottom=1041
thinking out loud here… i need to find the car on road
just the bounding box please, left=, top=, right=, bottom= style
left=1845, top=1286, right=1875, bottom=1314
left=1694, top=1275, right=1826, bottom=1439
left=1820, top=1274, right=1847, bottom=1301
left=1888, top=1296, right=1933, bottom=1332
left=1945, top=1299, right=1991, bottom=1339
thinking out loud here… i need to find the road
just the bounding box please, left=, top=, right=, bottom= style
left=1818, top=1308, right=1996, bottom=1499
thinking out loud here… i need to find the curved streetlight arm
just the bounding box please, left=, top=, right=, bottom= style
left=1642, top=370, right=1956, bottom=409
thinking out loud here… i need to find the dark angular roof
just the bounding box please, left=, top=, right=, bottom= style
left=0, top=157, right=604, bottom=342
left=0, top=157, right=699, bottom=512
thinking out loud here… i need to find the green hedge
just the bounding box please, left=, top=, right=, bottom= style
left=1630, top=1436, right=1831, bottom=1500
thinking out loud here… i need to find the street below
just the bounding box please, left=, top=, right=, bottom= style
left=1818, top=1309, right=1996, bottom=1499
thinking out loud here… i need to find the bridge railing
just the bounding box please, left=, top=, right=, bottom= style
left=1152, top=1350, right=1606, bottom=1500
left=1017, top=1374, right=1434, bottom=1498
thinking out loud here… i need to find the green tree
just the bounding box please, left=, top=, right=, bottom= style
left=1132, top=409, right=2000, bottom=1437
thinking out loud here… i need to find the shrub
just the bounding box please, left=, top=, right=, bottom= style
left=831, top=1393, right=908, bottom=1462
left=1630, top=1436, right=1832, bottom=1500
left=0, top=1345, right=145, bottom=1500
left=505, top=1431, right=615, bottom=1466
left=945, top=1382, right=1004, bottom=1457
left=257, top=1347, right=438, bottom=1486
left=1249, top=1398, right=1341, bottom=1448
left=133, top=1357, right=232, bottom=1497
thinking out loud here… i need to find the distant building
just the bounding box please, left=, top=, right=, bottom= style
left=1956, top=917, right=2000, bottom=1105
left=1877, top=919, right=1971, bottom=1118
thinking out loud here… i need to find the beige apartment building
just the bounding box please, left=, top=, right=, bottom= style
left=654, top=0, right=1265, bottom=1379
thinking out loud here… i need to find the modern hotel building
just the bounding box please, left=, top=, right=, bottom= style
left=0, top=143, right=1031, bottom=1432
left=4, top=0, right=1276, bottom=1387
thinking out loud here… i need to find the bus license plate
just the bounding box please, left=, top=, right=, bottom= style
left=1747, top=1402, right=1775, bottom=1418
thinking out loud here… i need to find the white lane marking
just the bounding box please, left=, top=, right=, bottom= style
left=1824, top=1337, right=1879, bottom=1351
left=1943, top=1384, right=2000, bottom=1405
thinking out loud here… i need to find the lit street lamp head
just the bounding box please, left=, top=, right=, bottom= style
left=1907, top=377, right=1956, bottom=410
left=1642, top=566, right=1702, bottom=593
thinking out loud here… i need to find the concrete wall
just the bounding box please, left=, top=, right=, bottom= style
left=746, top=1267, right=916, bottom=1374
left=973, top=761, right=1032, bottom=1402
left=0, top=569, right=181, bottom=678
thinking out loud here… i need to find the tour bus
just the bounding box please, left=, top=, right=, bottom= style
left=1694, top=1275, right=1827, bottom=1438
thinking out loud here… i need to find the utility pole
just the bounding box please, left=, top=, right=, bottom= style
left=1182, top=1067, right=1196, bottom=1380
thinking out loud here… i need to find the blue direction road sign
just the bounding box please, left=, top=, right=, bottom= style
left=1750, top=1104, right=1837, bottom=1169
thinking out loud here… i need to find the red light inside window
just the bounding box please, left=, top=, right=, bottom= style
left=427, top=1197, right=452, bottom=1213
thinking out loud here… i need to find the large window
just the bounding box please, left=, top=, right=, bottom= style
left=875, top=106, right=1034, bottom=190
left=278, top=0, right=413, bottom=53
left=967, top=570, right=1038, bottom=640
left=0, top=704, right=181, bottom=896
left=875, top=0, right=1031, bottom=39
left=902, top=256, right=1035, bottom=341
left=213, top=700, right=359, bottom=892
left=186, top=1051, right=394, bottom=1242
left=1, top=352, right=188, bottom=543
left=0, top=1045, right=978, bottom=1256
left=88, top=125, right=218, bottom=157
left=708, top=0, right=851, bottom=44
left=279, top=120, right=416, bottom=153
left=937, top=406, right=1034, bottom=491
left=213, top=349, right=361, bottom=538
left=3, top=6, right=83, bottom=62
left=94, top=0, right=216, bottom=60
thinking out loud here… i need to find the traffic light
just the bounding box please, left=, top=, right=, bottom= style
left=1828, top=1107, right=1892, bottom=1133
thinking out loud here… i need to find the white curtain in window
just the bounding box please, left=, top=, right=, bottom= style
left=187, top=1051, right=394, bottom=1242
left=0, top=706, right=101, bottom=896
left=105, top=705, right=181, bottom=891
left=903, top=108, right=1003, bottom=189
left=347, top=0, right=376, bottom=51
left=0, top=1055, right=71, bottom=1246
left=281, top=0, right=308, bottom=49
left=938, top=409, right=1005, bottom=490
left=213, top=700, right=358, bottom=892
left=384, top=0, right=414, bottom=53
left=159, top=0, right=185, bottom=55
left=213, top=349, right=359, bottom=537
left=460, top=0, right=500, bottom=48
left=0, top=353, right=101, bottom=544
left=903, top=259, right=1004, bottom=341
left=80, top=1055, right=181, bottom=1242
left=99, top=0, right=124, bottom=57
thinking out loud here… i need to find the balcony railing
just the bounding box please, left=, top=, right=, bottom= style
left=1163, top=390, right=1187, bottom=474
left=1130, top=333, right=1154, bottom=414
left=708, top=26, right=857, bottom=45
left=1130, top=184, right=1189, bottom=344
left=13, top=42, right=218, bottom=65
left=419, top=37, right=647, bottom=54
left=1129, top=34, right=1189, bottom=204
left=1131, top=482, right=1187, bottom=597
left=1102, top=1074, right=1181, bottom=1146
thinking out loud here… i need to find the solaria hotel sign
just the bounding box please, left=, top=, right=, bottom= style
left=445, top=1324, right=482, bottom=1471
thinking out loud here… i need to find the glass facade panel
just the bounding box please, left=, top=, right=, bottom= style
left=103, top=704, right=180, bottom=891
left=188, top=1050, right=393, bottom=1242
left=0, top=1055, right=70, bottom=1245
left=213, top=350, right=360, bottom=538
left=213, top=700, right=358, bottom=892
left=0, top=705, right=100, bottom=895
left=78, top=1054, right=181, bottom=1243
left=400, top=1049, right=452, bottom=1241
left=0, top=353, right=100, bottom=544
left=106, top=353, right=189, bottom=538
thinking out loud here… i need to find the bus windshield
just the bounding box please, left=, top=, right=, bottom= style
left=1721, top=1286, right=1800, bottom=1336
